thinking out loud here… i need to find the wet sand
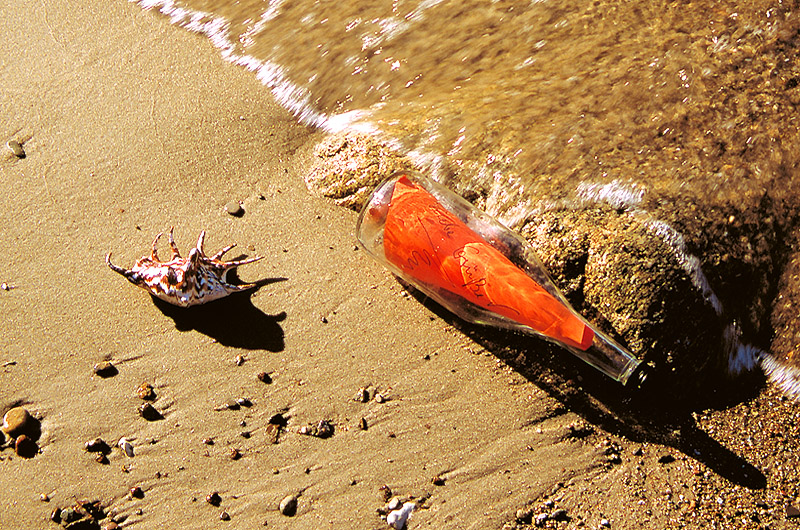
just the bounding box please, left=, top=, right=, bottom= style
left=1, top=1, right=799, bottom=529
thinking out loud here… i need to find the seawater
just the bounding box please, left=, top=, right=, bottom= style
left=133, top=0, right=800, bottom=387
left=134, top=0, right=798, bottom=217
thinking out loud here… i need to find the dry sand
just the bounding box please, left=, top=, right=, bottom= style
left=1, top=1, right=799, bottom=529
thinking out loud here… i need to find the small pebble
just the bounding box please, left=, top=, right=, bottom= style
left=220, top=511, right=231, bottom=521
left=236, top=397, right=252, bottom=407
left=139, top=403, right=163, bottom=421
left=387, top=497, right=403, bottom=511
left=355, top=387, right=370, bottom=403
left=551, top=508, right=568, bottom=521
left=95, top=453, right=109, bottom=464
left=206, top=491, right=222, bottom=506
left=787, top=504, right=800, bottom=518
left=137, top=382, right=156, bottom=400
left=14, top=434, right=37, bottom=458
left=375, top=393, right=386, bottom=403
left=230, top=448, right=242, bottom=460
left=2, top=406, right=34, bottom=438
left=599, top=518, right=611, bottom=528
left=130, top=486, right=144, bottom=499
left=93, top=360, right=118, bottom=378
left=50, top=507, right=61, bottom=523
left=0, top=282, right=9, bottom=291
left=387, top=502, right=414, bottom=529
left=535, top=513, right=549, bottom=525
left=40, top=493, right=50, bottom=502
left=359, top=417, right=368, bottom=430
left=235, top=354, right=246, bottom=366
left=60, top=508, right=79, bottom=524
left=6, top=140, right=25, bottom=158
left=279, top=494, right=298, bottom=516
left=257, top=372, right=272, bottom=384
left=85, top=438, right=110, bottom=453
left=202, top=437, right=214, bottom=445
left=225, top=200, right=244, bottom=217
left=658, top=454, right=676, bottom=464
left=431, top=475, right=446, bottom=486
left=102, top=522, right=119, bottom=530
left=118, top=438, right=134, bottom=457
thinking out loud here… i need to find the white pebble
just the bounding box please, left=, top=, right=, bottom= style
left=387, top=502, right=414, bottom=529
left=118, top=438, right=134, bottom=457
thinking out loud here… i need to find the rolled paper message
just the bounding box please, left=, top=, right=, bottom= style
left=357, top=171, right=645, bottom=387
left=383, top=175, right=593, bottom=351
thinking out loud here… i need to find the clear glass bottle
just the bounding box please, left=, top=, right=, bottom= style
left=356, top=170, right=647, bottom=388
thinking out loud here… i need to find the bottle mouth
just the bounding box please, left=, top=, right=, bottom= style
left=625, top=362, right=650, bottom=391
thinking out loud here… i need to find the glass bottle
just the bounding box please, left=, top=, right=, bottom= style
left=356, top=170, right=647, bottom=388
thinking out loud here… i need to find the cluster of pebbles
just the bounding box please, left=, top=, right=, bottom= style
left=1, top=406, right=40, bottom=458
left=6, top=351, right=418, bottom=528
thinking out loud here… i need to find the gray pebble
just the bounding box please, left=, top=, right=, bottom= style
left=6, top=140, right=24, bottom=158
left=279, top=494, right=298, bottom=516
left=2, top=406, right=33, bottom=438
left=225, top=200, right=244, bottom=217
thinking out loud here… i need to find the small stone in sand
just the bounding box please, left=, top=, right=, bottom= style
left=355, top=387, right=370, bottom=403
left=359, top=417, right=368, bottom=430
left=206, top=491, right=222, bottom=506
left=235, top=354, right=245, bottom=366
left=50, top=508, right=61, bottom=523
left=118, top=438, right=134, bottom=457
left=279, top=494, right=298, bottom=516
left=93, top=361, right=118, bottom=378
left=85, top=438, right=110, bottom=453
left=2, top=406, right=34, bottom=438
left=130, top=486, right=144, bottom=499
left=137, top=382, right=156, bottom=401
left=6, top=140, right=25, bottom=158
left=139, top=403, right=163, bottom=421
left=220, top=511, right=231, bottom=521
left=257, top=371, right=272, bottom=383
left=40, top=493, right=49, bottom=502
left=225, top=200, right=244, bottom=217
left=787, top=504, right=800, bottom=518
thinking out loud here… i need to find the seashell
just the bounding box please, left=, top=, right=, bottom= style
left=106, top=228, right=263, bottom=307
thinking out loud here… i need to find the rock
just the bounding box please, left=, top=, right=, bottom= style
left=6, top=140, right=25, bottom=158
left=359, top=417, right=368, bottom=430
left=138, top=403, right=163, bottom=421
left=130, top=486, right=144, bottom=498
left=206, top=492, right=221, bottom=506
left=225, top=200, right=244, bottom=217
left=84, top=438, right=110, bottom=454
left=279, top=494, right=298, bottom=516
left=137, top=382, right=156, bottom=401
left=257, top=371, right=272, bottom=383
left=305, top=132, right=415, bottom=211
left=2, top=407, right=35, bottom=438
left=551, top=508, right=569, bottom=521
left=93, top=361, right=117, bottom=378
left=118, top=438, right=134, bottom=457
left=535, top=513, right=549, bottom=526
left=658, top=454, right=676, bottom=464
left=220, top=511, right=230, bottom=521
left=786, top=504, right=800, bottom=518
left=387, top=502, right=415, bottom=529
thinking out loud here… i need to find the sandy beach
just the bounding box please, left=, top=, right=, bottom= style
left=2, top=1, right=800, bottom=529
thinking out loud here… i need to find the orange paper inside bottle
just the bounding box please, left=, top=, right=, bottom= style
left=383, top=176, right=594, bottom=351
